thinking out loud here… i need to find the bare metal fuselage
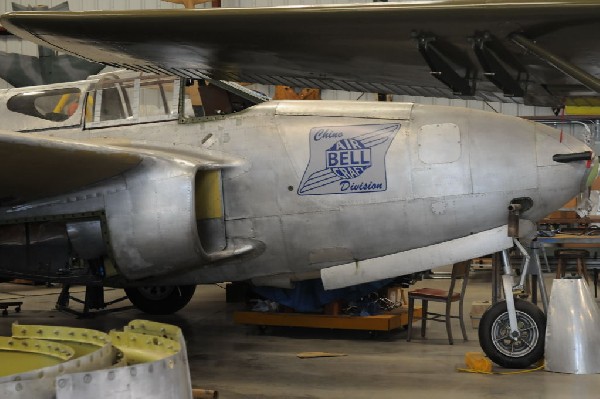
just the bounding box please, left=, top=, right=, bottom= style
left=0, top=77, right=592, bottom=289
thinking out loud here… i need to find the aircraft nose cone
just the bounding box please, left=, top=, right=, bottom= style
left=552, top=150, right=597, bottom=191
left=587, top=156, right=600, bottom=190
left=533, top=122, right=596, bottom=220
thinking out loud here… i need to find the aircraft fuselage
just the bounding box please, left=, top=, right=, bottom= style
left=0, top=76, right=593, bottom=289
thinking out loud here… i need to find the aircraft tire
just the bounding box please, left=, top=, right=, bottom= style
left=478, top=299, right=546, bottom=369
left=125, top=285, right=196, bottom=315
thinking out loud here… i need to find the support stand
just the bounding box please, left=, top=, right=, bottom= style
left=56, top=284, right=132, bottom=318
left=491, top=252, right=502, bottom=305
left=529, top=240, right=550, bottom=311
left=0, top=301, right=22, bottom=316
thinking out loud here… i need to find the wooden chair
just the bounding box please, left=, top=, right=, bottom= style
left=406, top=261, right=470, bottom=345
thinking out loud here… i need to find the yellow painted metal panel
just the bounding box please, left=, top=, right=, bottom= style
left=0, top=320, right=191, bottom=398
left=0, top=352, right=64, bottom=377
left=12, top=324, right=110, bottom=358
left=125, top=319, right=183, bottom=342
left=195, top=170, right=223, bottom=219
left=109, top=331, right=180, bottom=364
left=0, top=337, right=74, bottom=377
left=565, top=106, right=600, bottom=116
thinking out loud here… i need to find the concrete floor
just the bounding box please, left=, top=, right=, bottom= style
left=1, top=271, right=599, bottom=399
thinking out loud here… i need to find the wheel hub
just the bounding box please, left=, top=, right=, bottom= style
left=491, top=309, right=540, bottom=358
left=137, top=286, right=175, bottom=301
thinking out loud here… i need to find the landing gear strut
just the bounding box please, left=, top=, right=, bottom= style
left=478, top=200, right=548, bottom=368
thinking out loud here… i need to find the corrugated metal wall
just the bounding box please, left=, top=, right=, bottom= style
left=0, top=0, right=554, bottom=116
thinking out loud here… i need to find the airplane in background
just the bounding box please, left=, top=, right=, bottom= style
left=0, top=2, right=104, bottom=88
left=0, top=1, right=599, bottom=369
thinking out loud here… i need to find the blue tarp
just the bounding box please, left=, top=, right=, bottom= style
left=252, top=278, right=393, bottom=313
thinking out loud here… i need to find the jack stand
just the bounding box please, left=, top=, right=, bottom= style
left=56, top=284, right=131, bottom=318
left=539, top=244, right=552, bottom=273
left=491, top=252, right=502, bottom=305
left=529, top=240, right=549, bottom=312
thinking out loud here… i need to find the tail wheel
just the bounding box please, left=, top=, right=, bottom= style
left=478, top=299, right=546, bottom=369
left=125, top=285, right=196, bottom=315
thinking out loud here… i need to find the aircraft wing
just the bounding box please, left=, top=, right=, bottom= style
left=1, top=1, right=600, bottom=106
left=0, top=130, right=141, bottom=206
left=0, top=130, right=238, bottom=207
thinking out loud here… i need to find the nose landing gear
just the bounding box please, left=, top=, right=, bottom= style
left=478, top=199, right=548, bottom=369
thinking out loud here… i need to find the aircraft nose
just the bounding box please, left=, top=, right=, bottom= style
left=553, top=150, right=598, bottom=191
left=586, top=156, right=600, bottom=190
left=533, top=122, right=596, bottom=220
